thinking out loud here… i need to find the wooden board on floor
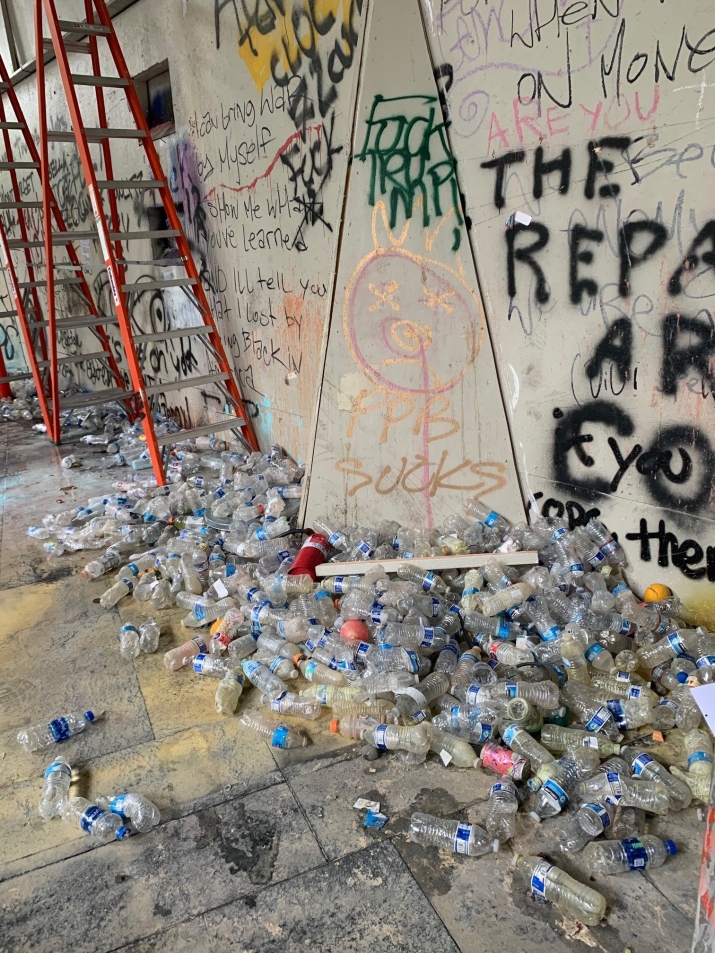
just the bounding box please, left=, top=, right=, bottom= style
left=315, top=551, right=539, bottom=577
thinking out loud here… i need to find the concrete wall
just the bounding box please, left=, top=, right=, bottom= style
left=2, top=0, right=714, bottom=621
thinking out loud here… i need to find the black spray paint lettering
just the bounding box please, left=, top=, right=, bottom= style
left=626, top=519, right=715, bottom=582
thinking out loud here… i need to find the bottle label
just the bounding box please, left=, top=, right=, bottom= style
left=476, top=724, right=494, bottom=743
left=269, top=657, right=285, bottom=673
left=356, top=540, right=373, bottom=557
left=569, top=562, right=584, bottom=574
left=194, top=603, right=207, bottom=622
left=108, top=795, right=128, bottom=817
left=496, top=619, right=510, bottom=639
left=355, top=642, right=371, bottom=665
left=588, top=549, right=606, bottom=567
left=465, top=685, right=480, bottom=707
left=600, top=537, right=618, bottom=556
left=328, top=532, right=342, bottom=546
left=44, top=761, right=71, bottom=779
left=541, top=625, right=561, bottom=643
left=255, top=527, right=267, bottom=541
left=80, top=805, right=107, bottom=833
left=404, top=649, right=420, bottom=672
left=658, top=697, right=680, bottom=715
left=622, top=837, right=649, bottom=870
left=193, top=654, right=208, bottom=673
left=246, top=587, right=260, bottom=602
left=371, top=608, right=385, bottom=624
left=628, top=686, right=644, bottom=699
left=615, top=671, right=631, bottom=683
left=585, top=802, right=611, bottom=830
left=303, top=660, right=318, bottom=680
left=242, top=659, right=261, bottom=680
left=606, top=699, right=627, bottom=729
left=552, top=527, right=567, bottom=540
left=333, top=577, right=345, bottom=593
left=422, top=571, right=437, bottom=591
left=582, top=736, right=599, bottom=748
left=531, top=859, right=553, bottom=900
left=411, top=709, right=427, bottom=723
left=420, top=628, right=437, bottom=648
left=585, top=644, right=605, bottom=663
left=668, top=633, right=687, bottom=656
left=584, top=707, right=610, bottom=733
left=271, top=724, right=290, bottom=748
left=48, top=717, right=71, bottom=742
left=631, top=753, right=654, bottom=776
left=689, top=751, right=713, bottom=766
left=119, top=624, right=139, bottom=637
left=697, top=655, right=715, bottom=669
left=505, top=682, right=519, bottom=699
left=453, top=822, right=473, bottom=853
left=490, top=782, right=515, bottom=797
left=542, top=777, right=569, bottom=809
left=431, top=598, right=443, bottom=618
left=618, top=618, right=633, bottom=635
left=605, top=771, right=623, bottom=798
left=374, top=725, right=389, bottom=750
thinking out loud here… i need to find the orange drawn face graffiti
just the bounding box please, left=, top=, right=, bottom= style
left=343, top=209, right=484, bottom=395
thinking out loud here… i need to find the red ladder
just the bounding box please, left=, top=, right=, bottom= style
left=39, top=0, right=259, bottom=478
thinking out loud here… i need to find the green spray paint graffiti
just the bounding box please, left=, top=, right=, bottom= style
left=355, top=94, right=463, bottom=250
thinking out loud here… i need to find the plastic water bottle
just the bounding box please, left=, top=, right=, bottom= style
left=554, top=801, right=614, bottom=852
left=163, top=636, right=207, bottom=671
left=529, top=760, right=575, bottom=820
left=39, top=760, right=72, bottom=819
left=215, top=672, right=244, bottom=713
left=379, top=622, right=447, bottom=652
left=299, top=658, right=346, bottom=686
left=119, top=623, right=141, bottom=660
left=636, top=629, right=700, bottom=670
left=585, top=518, right=627, bottom=566
left=478, top=741, right=530, bottom=779
left=576, top=772, right=670, bottom=814
left=60, top=796, right=131, bottom=841
left=97, top=792, right=160, bottom=833
left=239, top=710, right=307, bottom=748
left=584, top=641, right=615, bottom=672
left=18, top=710, right=100, bottom=752
left=463, top=498, right=510, bottom=534
left=426, top=725, right=480, bottom=768
left=180, top=552, right=203, bottom=595
left=81, top=550, right=122, bottom=580
left=254, top=652, right=299, bottom=680
left=263, top=691, right=321, bottom=720
left=621, top=746, right=692, bottom=812
left=396, top=564, right=448, bottom=594
left=210, top=608, right=245, bottom=654
left=514, top=854, right=607, bottom=926
left=409, top=812, right=491, bottom=856
left=226, top=632, right=259, bottom=661
left=479, top=583, right=534, bottom=617
left=139, top=619, right=161, bottom=653
left=485, top=779, right=519, bottom=851
left=502, top=724, right=554, bottom=770
left=100, top=577, right=134, bottom=608
left=540, top=724, right=620, bottom=757
left=358, top=671, right=418, bottom=693
left=560, top=628, right=590, bottom=683
left=583, top=835, right=677, bottom=873
left=241, top=658, right=288, bottom=696
left=298, top=683, right=368, bottom=706
left=362, top=723, right=430, bottom=755
left=671, top=728, right=714, bottom=803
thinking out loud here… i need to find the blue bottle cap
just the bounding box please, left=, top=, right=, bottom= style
left=115, top=826, right=132, bottom=840
left=664, top=840, right=677, bottom=856
left=84, top=711, right=95, bottom=722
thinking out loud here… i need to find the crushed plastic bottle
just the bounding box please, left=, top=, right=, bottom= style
left=239, top=710, right=307, bottom=748
left=60, top=796, right=131, bottom=841
left=583, top=835, right=676, bottom=874
left=18, top=710, right=101, bottom=752
left=409, top=812, right=491, bottom=856
left=97, top=792, right=160, bottom=833
left=39, top=760, right=72, bottom=819
left=514, top=854, right=607, bottom=926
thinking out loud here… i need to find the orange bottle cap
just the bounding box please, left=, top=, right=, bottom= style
left=330, top=719, right=340, bottom=733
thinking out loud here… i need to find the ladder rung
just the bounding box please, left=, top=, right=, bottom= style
left=44, top=38, right=91, bottom=54
left=122, top=278, right=197, bottom=293
left=31, top=315, right=118, bottom=330
left=0, top=83, right=8, bottom=91
left=0, top=309, right=17, bottom=318
left=70, top=74, right=129, bottom=88
left=57, top=387, right=137, bottom=410
left=48, top=129, right=147, bottom=143
left=110, top=230, right=180, bottom=242
left=18, top=278, right=83, bottom=288
left=136, top=326, right=210, bottom=344
left=156, top=418, right=245, bottom=447
left=0, top=371, right=32, bottom=383
left=57, top=20, right=111, bottom=36
left=7, top=240, right=43, bottom=249
left=58, top=351, right=108, bottom=366
left=0, top=202, right=43, bottom=210
left=52, top=230, right=97, bottom=244
left=0, top=122, right=25, bottom=130
left=96, top=180, right=163, bottom=191
left=144, top=372, right=229, bottom=397
left=0, top=162, right=39, bottom=170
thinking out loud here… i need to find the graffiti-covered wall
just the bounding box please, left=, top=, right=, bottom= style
left=3, top=0, right=715, bottom=618
left=419, top=0, right=715, bottom=621
left=4, top=0, right=365, bottom=456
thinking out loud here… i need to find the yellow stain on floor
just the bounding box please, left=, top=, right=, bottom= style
left=0, top=583, right=54, bottom=642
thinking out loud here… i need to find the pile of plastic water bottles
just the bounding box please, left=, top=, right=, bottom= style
left=22, top=421, right=715, bottom=927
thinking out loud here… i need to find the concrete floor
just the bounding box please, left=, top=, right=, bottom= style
left=0, top=421, right=704, bottom=953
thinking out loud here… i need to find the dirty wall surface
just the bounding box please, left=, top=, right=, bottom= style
left=2, top=0, right=714, bottom=618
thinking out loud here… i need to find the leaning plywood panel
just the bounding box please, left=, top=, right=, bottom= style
left=304, top=0, right=524, bottom=530
left=421, top=0, right=715, bottom=624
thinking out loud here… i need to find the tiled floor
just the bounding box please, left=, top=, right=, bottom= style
left=0, top=422, right=703, bottom=952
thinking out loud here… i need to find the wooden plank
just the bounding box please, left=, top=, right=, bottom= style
left=315, top=551, right=538, bottom=577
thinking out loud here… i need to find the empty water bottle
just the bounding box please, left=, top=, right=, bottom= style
left=485, top=779, right=519, bottom=851
left=409, top=812, right=491, bottom=856
left=139, top=619, right=161, bottom=653
left=621, top=746, right=692, bottom=812
left=60, top=796, right=130, bottom=841
left=362, top=723, right=430, bottom=755
left=239, top=710, right=307, bottom=747
left=18, top=710, right=100, bottom=752
left=215, top=672, right=245, bottom=713
left=39, top=760, right=72, bottom=819
left=514, top=854, right=607, bottom=926
left=583, top=835, right=676, bottom=874
left=576, top=772, right=669, bottom=814
left=554, top=801, right=614, bottom=853
left=97, top=792, right=160, bottom=833
left=164, top=636, right=207, bottom=671
left=671, top=728, right=714, bottom=803
left=263, top=691, right=321, bottom=720
left=119, top=623, right=141, bottom=660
